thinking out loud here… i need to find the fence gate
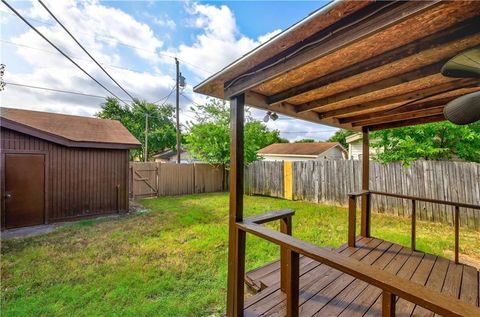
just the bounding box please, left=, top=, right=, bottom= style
left=130, top=162, right=158, bottom=199
left=129, top=162, right=226, bottom=198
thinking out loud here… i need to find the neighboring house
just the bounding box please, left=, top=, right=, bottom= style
left=0, top=107, right=141, bottom=229
left=153, top=148, right=202, bottom=164
left=258, top=142, right=347, bottom=161
left=346, top=133, right=382, bottom=160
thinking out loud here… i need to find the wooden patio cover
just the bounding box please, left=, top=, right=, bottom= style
left=194, top=0, right=480, bottom=131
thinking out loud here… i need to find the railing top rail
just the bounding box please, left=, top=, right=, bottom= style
left=244, top=209, right=295, bottom=224
left=237, top=221, right=480, bottom=317
left=348, top=190, right=480, bottom=210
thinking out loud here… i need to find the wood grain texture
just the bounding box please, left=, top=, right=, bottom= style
left=1, top=127, right=129, bottom=227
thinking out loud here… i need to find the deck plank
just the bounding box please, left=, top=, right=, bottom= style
left=243, top=239, right=362, bottom=312
left=297, top=241, right=393, bottom=316
left=245, top=238, right=382, bottom=316
left=338, top=246, right=418, bottom=317
left=459, top=265, right=478, bottom=306
left=242, top=237, right=480, bottom=317
left=392, top=253, right=437, bottom=317
left=432, top=261, right=464, bottom=317
left=362, top=250, right=425, bottom=317
left=312, top=243, right=404, bottom=316
left=262, top=239, right=386, bottom=316
left=411, top=256, right=450, bottom=317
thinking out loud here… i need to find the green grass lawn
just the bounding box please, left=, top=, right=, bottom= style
left=2, top=193, right=479, bottom=316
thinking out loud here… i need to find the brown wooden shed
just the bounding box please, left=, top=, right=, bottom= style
left=0, top=107, right=141, bottom=229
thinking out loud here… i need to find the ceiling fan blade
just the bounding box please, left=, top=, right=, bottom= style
left=444, top=91, right=480, bottom=125
left=441, top=46, right=480, bottom=78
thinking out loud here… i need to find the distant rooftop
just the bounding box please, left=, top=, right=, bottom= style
left=258, top=142, right=343, bottom=156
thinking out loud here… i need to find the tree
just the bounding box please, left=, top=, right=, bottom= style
left=185, top=98, right=287, bottom=165
left=371, top=121, right=480, bottom=165
left=327, top=129, right=356, bottom=148
left=294, top=138, right=315, bottom=143
left=97, top=98, right=176, bottom=160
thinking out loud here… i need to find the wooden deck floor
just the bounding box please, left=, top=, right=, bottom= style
left=244, top=237, right=480, bottom=316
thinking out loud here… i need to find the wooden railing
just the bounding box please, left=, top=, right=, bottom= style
left=348, top=190, right=480, bottom=263
left=238, top=210, right=480, bottom=317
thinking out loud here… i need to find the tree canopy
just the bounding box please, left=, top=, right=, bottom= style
left=294, top=138, right=315, bottom=143
left=371, top=121, right=480, bottom=165
left=97, top=98, right=176, bottom=160
left=327, top=129, right=355, bottom=148
left=185, top=98, right=287, bottom=165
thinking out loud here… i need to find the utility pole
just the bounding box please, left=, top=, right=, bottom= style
left=175, top=57, right=181, bottom=164
left=144, top=113, right=148, bottom=162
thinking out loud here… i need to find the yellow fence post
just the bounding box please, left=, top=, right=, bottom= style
left=284, top=161, right=293, bottom=200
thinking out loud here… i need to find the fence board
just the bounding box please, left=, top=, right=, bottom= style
left=244, top=160, right=480, bottom=230
left=129, top=163, right=225, bottom=198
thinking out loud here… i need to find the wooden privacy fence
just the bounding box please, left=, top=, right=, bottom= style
left=245, top=160, right=480, bottom=230
left=129, top=162, right=225, bottom=198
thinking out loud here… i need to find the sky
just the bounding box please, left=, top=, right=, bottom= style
left=0, top=0, right=339, bottom=142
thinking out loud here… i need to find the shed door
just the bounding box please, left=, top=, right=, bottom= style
left=4, top=153, right=45, bottom=228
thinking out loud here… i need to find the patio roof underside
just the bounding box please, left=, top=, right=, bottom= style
left=194, top=1, right=480, bottom=132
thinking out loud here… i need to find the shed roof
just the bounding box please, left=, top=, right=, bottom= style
left=194, top=1, right=480, bottom=132
left=0, top=107, right=141, bottom=149
left=258, top=142, right=343, bottom=156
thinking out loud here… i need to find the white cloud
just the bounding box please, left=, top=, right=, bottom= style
left=257, top=29, right=282, bottom=44
left=153, top=16, right=176, bottom=29
left=164, top=3, right=281, bottom=78
left=1, top=1, right=335, bottom=141
left=2, top=0, right=170, bottom=116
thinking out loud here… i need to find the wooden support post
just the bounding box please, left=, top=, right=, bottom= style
left=382, top=291, right=396, bottom=317
left=280, top=216, right=292, bottom=292
left=226, top=94, right=246, bottom=317
left=361, top=127, right=371, bottom=237
left=286, top=249, right=299, bottom=317
left=454, top=205, right=460, bottom=264
left=411, top=199, right=416, bottom=251
left=348, top=194, right=356, bottom=247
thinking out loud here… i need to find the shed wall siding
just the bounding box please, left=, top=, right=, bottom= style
left=1, top=128, right=129, bottom=223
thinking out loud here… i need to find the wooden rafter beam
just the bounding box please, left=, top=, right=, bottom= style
left=224, top=1, right=439, bottom=98
left=317, top=79, right=478, bottom=119
left=266, top=17, right=480, bottom=105
left=338, top=94, right=466, bottom=124
left=244, top=91, right=323, bottom=124
left=366, top=114, right=446, bottom=131
left=351, top=106, right=445, bottom=127
left=295, top=62, right=445, bottom=114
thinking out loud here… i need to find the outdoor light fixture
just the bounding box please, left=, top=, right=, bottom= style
left=441, top=46, right=480, bottom=125
left=263, top=111, right=279, bottom=122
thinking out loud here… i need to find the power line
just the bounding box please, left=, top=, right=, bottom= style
left=153, top=85, right=176, bottom=104
left=4, top=81, right=117, bottom=100
left=2, top=0, right=128, bottom=104
left=1, top=8, right=213, bottom=76
left=1, top=39, right=146, bottom=74
left=38, top=0, right=135, bottom=101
